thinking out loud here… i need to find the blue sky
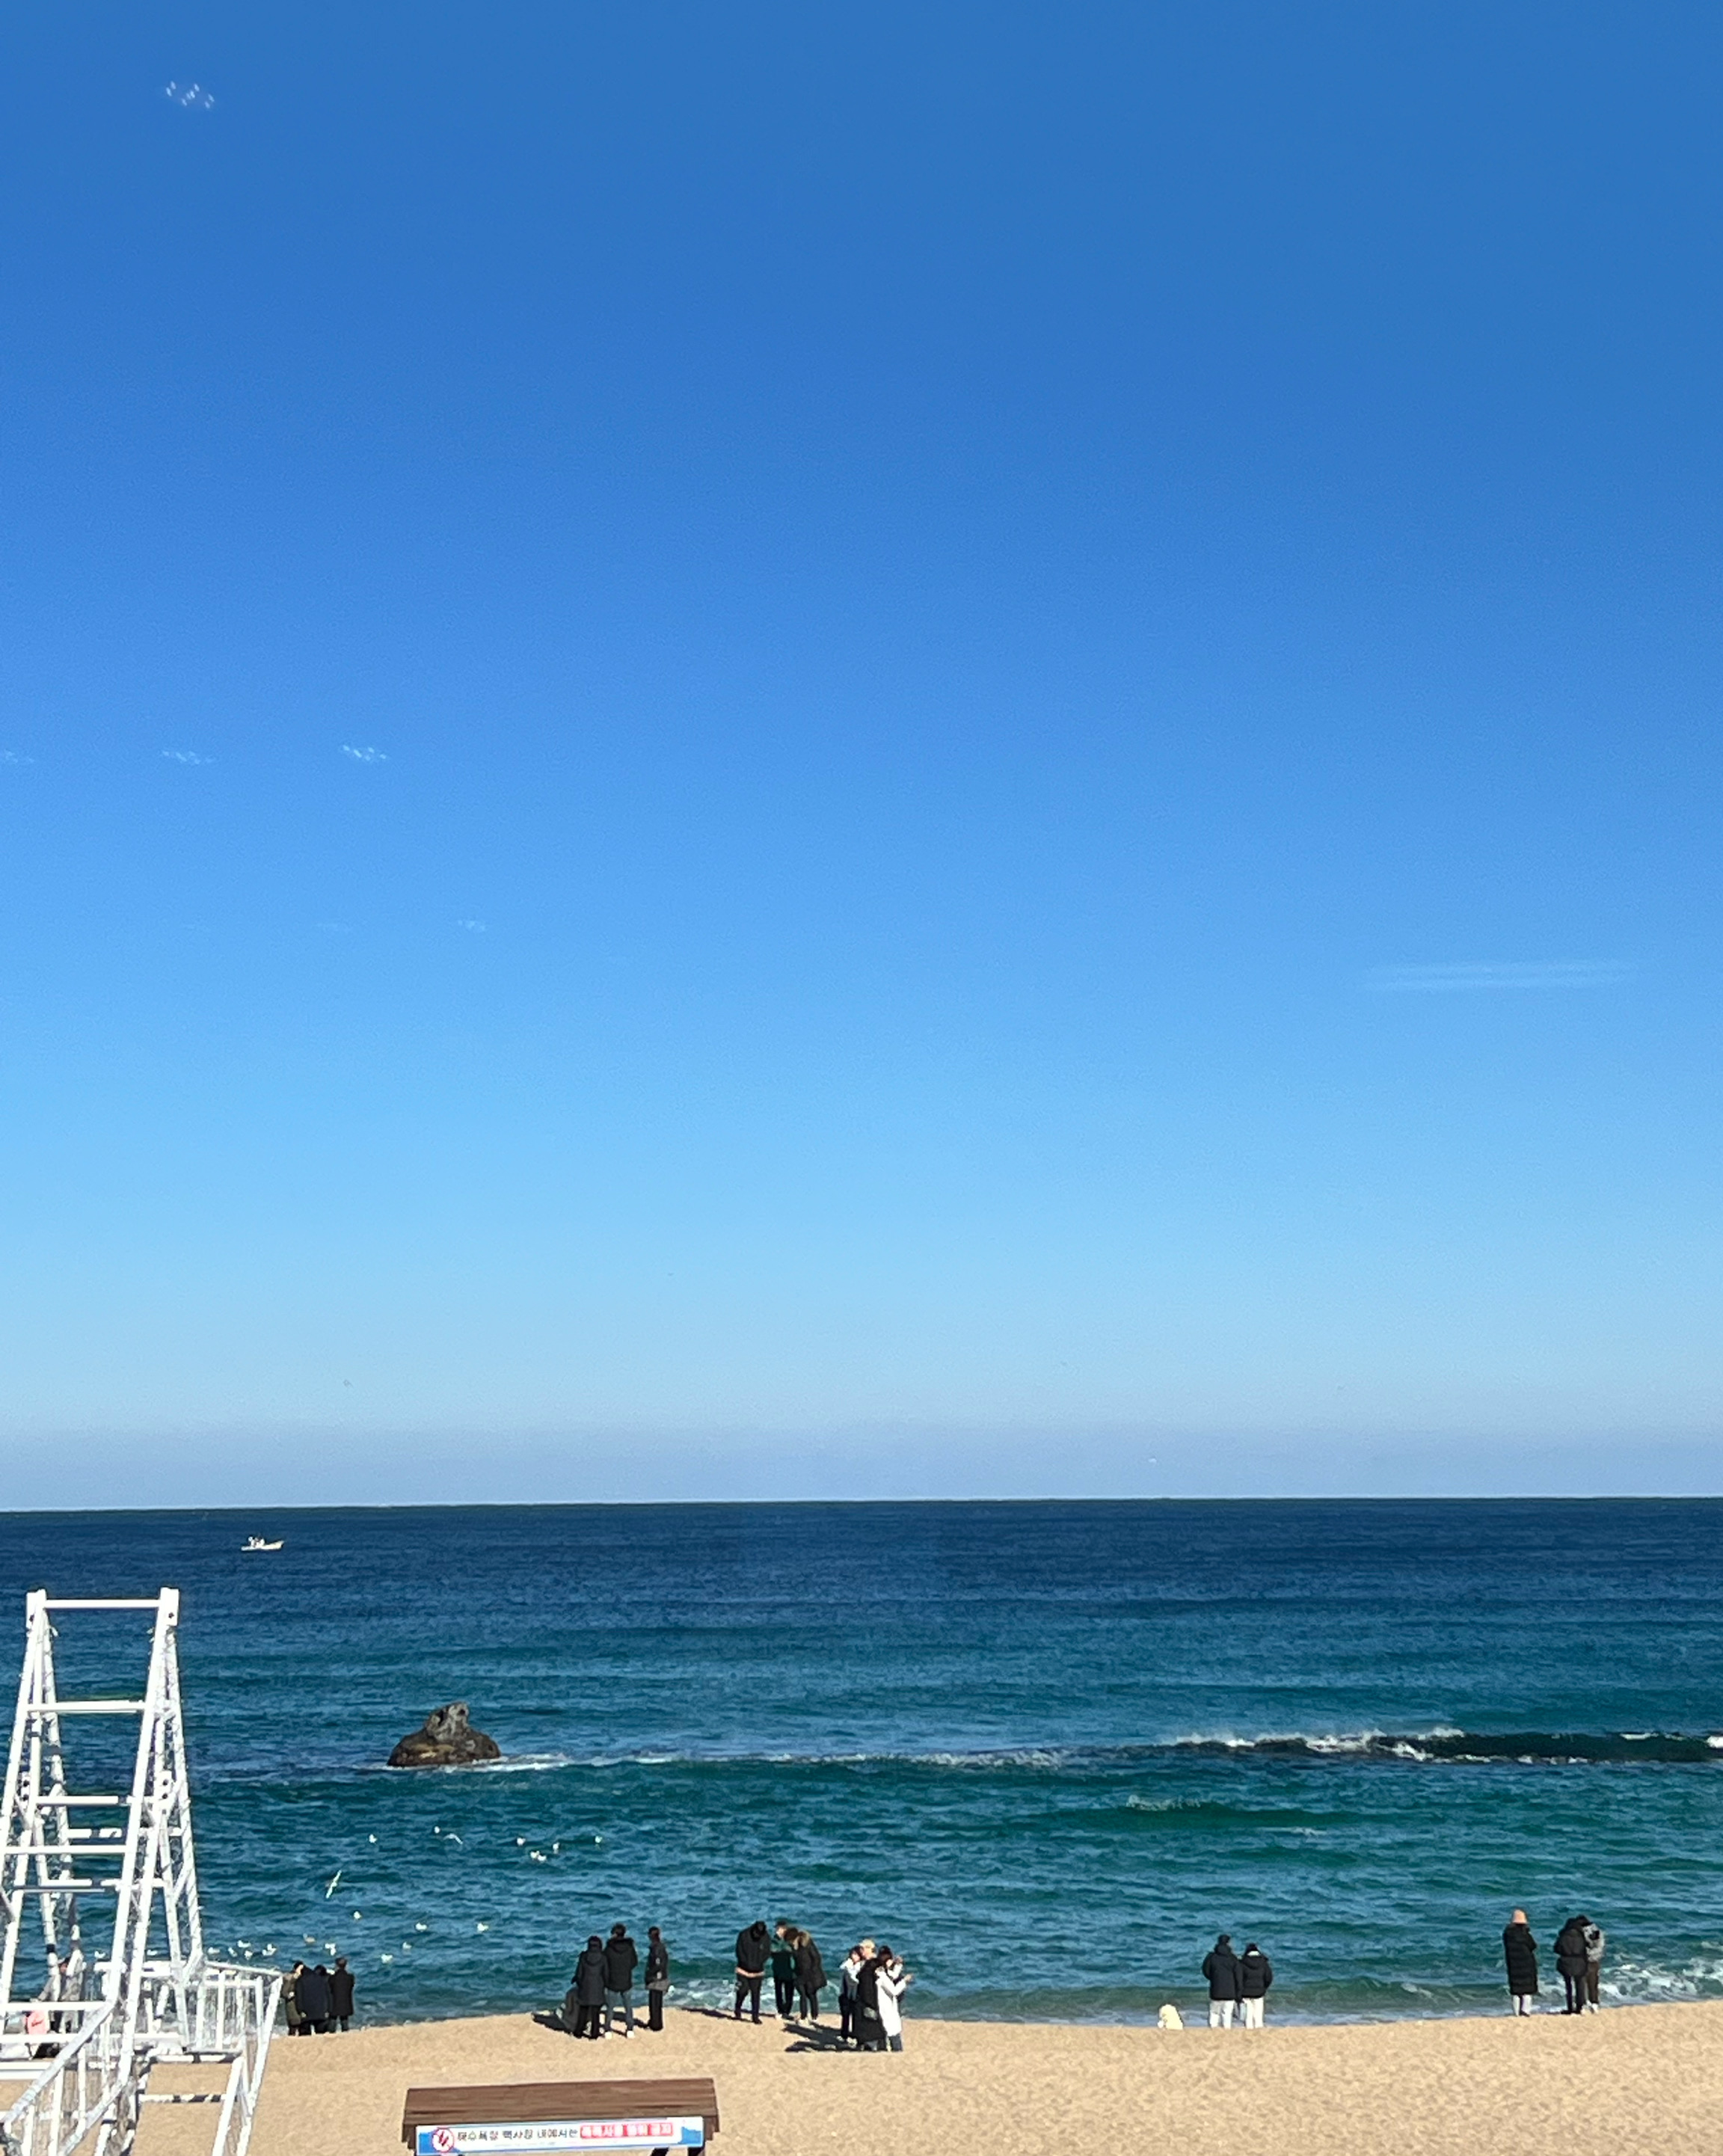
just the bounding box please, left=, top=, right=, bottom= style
left=3, top=2, right=1721, bottom=1502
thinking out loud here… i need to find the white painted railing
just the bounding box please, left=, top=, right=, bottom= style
left=0, top=2000, right=132, bottom=2156
left=0, top=1965, right=280, bottom=2156
left=0, top=1597, right=280, bottom=2156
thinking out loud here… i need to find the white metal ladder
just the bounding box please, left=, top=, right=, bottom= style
left=0, top=1591, right=280, bottom=2156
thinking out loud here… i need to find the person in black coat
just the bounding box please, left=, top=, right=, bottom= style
left=1237, top=1943, right=1273, bottom=2027
left=328, top=1956, right=355, bottom=2031
left=603, top=1923, right=638, bottom=2037
left=573, top=1935, right=607, bottom=2038
left=734, top=1920, right=770, bottom=2023
left=1502, top=1910, right=1539, bottom=2015
left=850, top=1952, right=885, bottom=2052
left=794, top=1929, right=827, bottom=2021
left=1554, top=1917, right=1590, bottom=2015
left=1201, top=1935, right=1242, bottom=2029
left=296, top=1962, right=334, bottom=2034
left=644, top=1926, right=670, bottom=2032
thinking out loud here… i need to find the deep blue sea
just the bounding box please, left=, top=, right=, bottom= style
left=4, top=1500, right=1722, bottom=2026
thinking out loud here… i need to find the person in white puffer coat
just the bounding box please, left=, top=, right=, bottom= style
left=873, top=1946, right=912, bottom=2053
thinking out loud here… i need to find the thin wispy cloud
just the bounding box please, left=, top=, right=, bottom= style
left=455, top=918, right=487, bottom=933
left=341, top=744, right=387, bottom=764
left=0, top=749, right=33, bottom=767
left=1366, top=960, right=1632, bottom=993
left=162, top=749, right=212, bottom=766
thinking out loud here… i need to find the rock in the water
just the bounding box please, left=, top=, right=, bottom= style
left=387, top=1701, right=501, bottom=1769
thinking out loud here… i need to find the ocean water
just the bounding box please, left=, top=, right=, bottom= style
left=4, top=1499, right=1722, bottom=2027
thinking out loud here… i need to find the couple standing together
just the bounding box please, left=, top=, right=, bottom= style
left=1200, top=1934, right=1274, bottom=2027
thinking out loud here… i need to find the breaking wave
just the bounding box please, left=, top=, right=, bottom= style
left=1167, top=1729, right=1723, bottom=1765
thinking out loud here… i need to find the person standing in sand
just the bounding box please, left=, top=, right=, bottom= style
left=573, top=1935, right=607, bottom=2038
left=1202, top=1934, right=1241, bottom=2028
left=794, top=1927, right=827, bottom=2021
left=329, top=1956, right=355, bottom=2031
left=1581, top=1914, right=1605, bottom=2011
left=770, top=1923, right=798, bottom=2020
left=283, top=1962, right=307, bottom=2036
left=1555, top=1916, right=1590, bottom=2015
left=839, top=1941, right=870, bottom=2045
left=1238, top=1942, right=1273, bottom=2027
left=1502, top=1910, right=1539, bottom=2014
left=603, top=1922, right=638, bottom=2036
left=298, top=1962, right=334, bottom=2035
left=874, top=1944, right=912, bottom=2051
left=645, top=1926, right=670, bottom=2031
left=851, top=1950, right=885, bottom=2051
left=734, top=1919, right=771, bottom=2023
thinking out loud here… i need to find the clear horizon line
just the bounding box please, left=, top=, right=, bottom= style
left=6, top=1492, right=1722, bottom=1517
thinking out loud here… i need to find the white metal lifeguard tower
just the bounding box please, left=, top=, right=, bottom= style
left=0, top=1591, right=279, bottom=2156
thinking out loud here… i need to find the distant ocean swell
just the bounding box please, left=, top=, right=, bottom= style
left=330, top=1728, right=1723, bottom=1777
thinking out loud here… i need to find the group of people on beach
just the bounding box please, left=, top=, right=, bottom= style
left=282, top=1956, right=355, bottom=2035
left=544, top=1906, right=1609, bottom=2041
left=559, top=1919, right=914, bottom=2051
left=1188, top=1911, right=1610, bottom=2028
left=734, top=1921, right=913, bottom=2051
left=564, top=1923, right=672, bottom=2036
left=733, top=1920, right=826, bottom=2024
left=1502, top=1909, right=1606, bottom=2014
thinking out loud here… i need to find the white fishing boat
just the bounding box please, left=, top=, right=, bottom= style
left=241, top=1535, right=284, bottom=1552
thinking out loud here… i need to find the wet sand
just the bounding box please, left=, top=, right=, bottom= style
left=130, top=1998, right=1723, bottom=2156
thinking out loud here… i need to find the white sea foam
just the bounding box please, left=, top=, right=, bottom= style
left=417, top=1752, right=577, bottom=1775
left=567, top=1745, right=1077, bottom=1769
left=911, top=1748, right=1070, bottom=1769
left=1602, top=1956, right=1723, bottom=2003
left=478, top=1753, right=577, bottom=1772
left=1169, top=1727, right=1463, bottom=1759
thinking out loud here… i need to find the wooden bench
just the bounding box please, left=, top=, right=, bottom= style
left=402, top=2077, right=720, bottom=2155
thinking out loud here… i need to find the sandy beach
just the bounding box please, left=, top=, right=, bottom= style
left=120, top=2000, right=1723, bottom=2156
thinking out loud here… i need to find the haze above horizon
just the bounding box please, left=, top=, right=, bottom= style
left=3, top=3, right=1721, bottom=1504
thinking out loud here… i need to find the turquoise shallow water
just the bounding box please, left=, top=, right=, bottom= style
left=4, top=1499, right=1722, bottom=2024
